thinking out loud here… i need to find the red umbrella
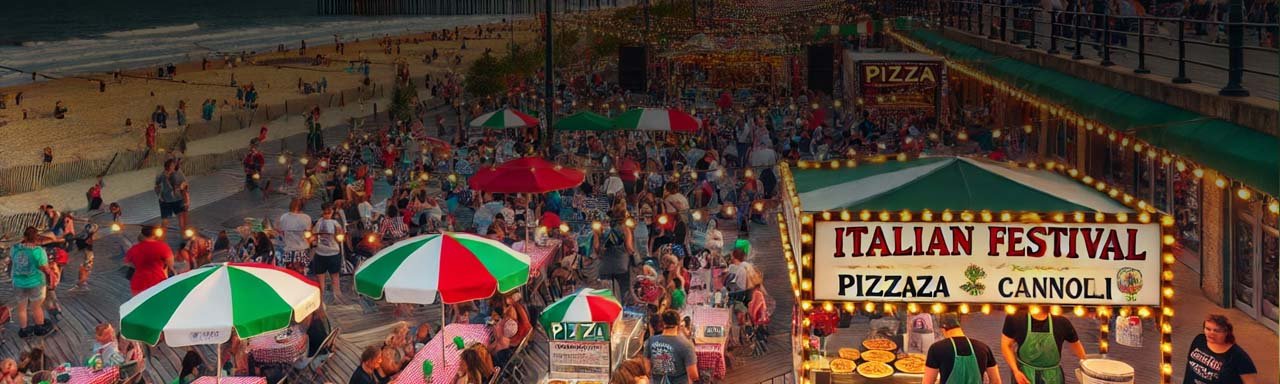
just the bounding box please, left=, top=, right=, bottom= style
left=469, top=157, right=586, bottom=193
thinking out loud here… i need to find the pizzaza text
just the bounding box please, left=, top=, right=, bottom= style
left=835, top=274, right=1114, bottom=300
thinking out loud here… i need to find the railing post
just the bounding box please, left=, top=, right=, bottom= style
left=977, top=0, right=985, bottom=35
left=1072, top=2, right=1084, bottom=59
left=1100, top=5, right=1114, bottom=66
left=1135, top=17, right=1150, bottom=73
left=1048, top=8, right=1059, bottom=54
left=998, top=0, right=1008, bottom=41
left=1219, top=0, right=1250, bottom=96
left=1172, top=17, right=1191, bottom=83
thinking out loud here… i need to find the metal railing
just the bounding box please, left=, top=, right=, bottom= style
left=938, top=0, right=1279, bottom=99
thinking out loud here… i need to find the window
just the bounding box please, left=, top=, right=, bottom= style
left=1171, top=169, right=1202, bottom=253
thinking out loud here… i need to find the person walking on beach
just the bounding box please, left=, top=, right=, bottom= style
left=11, top=227, right=59, bottom=337
left=154, top=159, right=189, bottom=231
left=145, top=122, right=157, bottom=151
left=176, top=100, right=187, bottom=127
left=152, top=105, right=168, bottom=129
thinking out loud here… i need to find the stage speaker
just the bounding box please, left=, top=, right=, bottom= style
left=619, top=45, right=647, bottom=92
left=807, top=45, right=834, bottom=95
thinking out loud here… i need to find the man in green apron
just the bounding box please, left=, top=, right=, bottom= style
left=1001, top=311, right=1087, bottom=384
left=924, top=313, right=1001, bottom=384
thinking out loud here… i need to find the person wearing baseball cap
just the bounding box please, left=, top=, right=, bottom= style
left=924, top=313, right=1001, bottom=384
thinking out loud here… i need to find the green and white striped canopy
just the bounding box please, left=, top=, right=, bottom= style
left=355, top=233, right=531, bottom=305
left=539, top=288, right=623, bottom=331
left=119, top=263, right=321, bottom=347
left=790, top=156, right=1131, bottom=213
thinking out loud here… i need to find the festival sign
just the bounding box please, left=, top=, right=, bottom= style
left=548, top=322, right=612, bottom=381
left=811, top=220, right=1162, bottom=305
left=856, top=60, right=943, bottom=111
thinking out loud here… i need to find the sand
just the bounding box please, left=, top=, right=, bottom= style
left=0, top=18, right=542, bottom=168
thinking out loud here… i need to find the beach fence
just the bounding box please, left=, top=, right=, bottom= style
left=0, top=86, right=380, bottom=198
left=317, top=0, right=625, bottom=15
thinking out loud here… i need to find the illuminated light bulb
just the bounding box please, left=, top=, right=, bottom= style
left=1270, top=200, right=1280, bottom=214
left=1163, top=235, right=1176, bottom=245
left=339, top=165, right=349, bottom=173
left=1004, top=305, right=1017, bottom=314
left=980, top=211, right=993, bottom=222
left=1163, top=270, right=1175, bottom=281
left=1164, top=253, right=1176, bottom=264
left=1082, top=176, right=1094, bottom=184
left=1023, top=124, right=1033, bottom=133
left=1095, top=212, right=1107, bottom=223
left=625, top=218, right=636, bottom=228
left=981, top=304, right=992, bottom=314
left=877, top=211, right=891, bottom=221
left=110, top=222, right=122, bottom=232
left=1067, top=169, right=1078, bottom=178
left=921, top=210, right=934, bottom=222
left=384, top=168, right=393, bottom=176
left=843, top=303, right=855, bottom=313
left=991, top=129, right=1002, bottom=139
left=1163, top=287, right=1174, bottom=298
left=1107, top=132, right=1117, bottom=141
left=931, top=303, right=944, bottom=313
left=319, top=160, right=328, bottom=168
left=367, top=234, right=377, bottom=243
left=252, top=173, right=261, bottom=180
left=303, top=230, right=313, bottom=239
left=899, top=210, right=913, bottom=221
left=419, top=172, right=429, bottom=181
left=1237, top=188, right=1252, bottom=200
left=859, top=210, right=872, bottom=221
left=960, top=211, right=975, bottom=222
left=864, top=302, right=876, bottom=312
left=184, top=228, right=195, bottom=238
left=907, top=303, right=919, bottom=313
left=754, top=202, right=765, bottom=212
left=1175, top=160, right=1187, bottom=172
left=823, top=302, right=834, bottom=312
left=821, top=211, right=832, bottom=221
left=1116, top=213, right=1129, bottom=223
left=1050, top=306, right=1063, bottom=316
left=1138, top=307, right=1152, bottom=318
left=692, top=211, right=703, bottom=221
left=153, top=227, right=165, bottom=238
left=278, top=155, right=288, bottom=165
left=801, top=233, right=812, bottom=244
left=941, top=211, right=954, bottom=222
left=744, top=169, right=754, bottom=178
left=1074, top=306, right=1086, bottom=317
left=1192, top=168, right=1205, bottom=178
left=336, top=233, right=346, bottom=242
left=1073, top=212, right=1086, bottom=223
left=1133, top=143, right=1144, bottom=153
left=591, top=221, right=603, bottom=232
left=1138, top=212, right=1151, bottom=223
left=1161, top=155, right=1172, bottom=165
left=801, top=214, right=812, bottom=224
left=299, top=157, right=310, bottom=165
left=956, top=131, right=969, bottom=141
left=929, top=132, right=941, bottom=141
left=840, top=211, right=851, bottom=221
left=724, top=205, right=737, bottom=216
left=447, top=174, right=458, bottom=183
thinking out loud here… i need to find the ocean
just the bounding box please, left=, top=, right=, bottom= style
left=0, top=0, right=509, bottom=87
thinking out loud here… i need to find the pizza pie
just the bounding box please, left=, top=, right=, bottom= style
left=860, top=349, right=897, bottom=363
left=908, top=353, right=927, bottom=361
left=830, top=358, right=856, bottom=373
left=837, top=347, right=861, bottom=361
left=857, top=361, right=894, bottom=378
left=894, top=357, right=926, bottom=374
left=862, top=338, right=897, bottom=351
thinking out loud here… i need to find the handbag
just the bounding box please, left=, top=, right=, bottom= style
left=119, top=263, right=135, bottom=280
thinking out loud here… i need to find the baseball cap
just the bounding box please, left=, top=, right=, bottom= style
left=939, top=313, right=962, bottom=330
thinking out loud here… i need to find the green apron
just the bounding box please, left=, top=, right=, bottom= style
left=1017, top=314, right=1064, bottom=384
left=946, top=337, right=983, bottom=384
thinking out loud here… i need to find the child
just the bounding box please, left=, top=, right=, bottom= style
left=0, top=358, right=19, bottom=384
left=73, top=222, right=99, bottom=290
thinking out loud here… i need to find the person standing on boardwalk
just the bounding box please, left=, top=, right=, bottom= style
left=155, top=159, right=189, bottom=231
left=1183, top=315, right=1259, bottom=384
left=923, top=313, right=1002, bottom=384
left=124, top=225, right=172, bottom=296
left=11, top=227, right=59, bottom=337
left=277, top=199, right=312, bottom=274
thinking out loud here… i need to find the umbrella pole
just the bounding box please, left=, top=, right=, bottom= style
left=216, top=343, right=222, bottom=384
left=441, top=301, right=447, bottom=374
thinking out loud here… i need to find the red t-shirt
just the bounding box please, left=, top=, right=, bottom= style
left=125, top=239, right=172, bottom=295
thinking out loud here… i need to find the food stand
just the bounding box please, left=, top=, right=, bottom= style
left=540, top=302, right=646, bottom=384
left=776, top=155, right=1177, bottom=384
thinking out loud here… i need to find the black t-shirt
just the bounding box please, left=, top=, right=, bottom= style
left=1000, top=314, right=1079, bottom=352
left=925, top=336, right=997, bottom=384
left=1183, top=334, right=1257, bottom=384
left=348, top=367, right=386, bottom=384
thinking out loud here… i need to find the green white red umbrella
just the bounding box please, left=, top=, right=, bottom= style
left=539, top=288, right=623, bottom=330
left=354, top=233, right=531, bottom=305
left=469, top=108, right=540, bottom=129
left=119, top=262, right=321, bottom=347
left=613, top=108, right=700, bottom=133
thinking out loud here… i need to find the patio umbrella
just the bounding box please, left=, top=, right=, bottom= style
left=613, top=108, right=701, bottom=133
left=468, top=156, right=586, bottom=194
left=120, top=263, right=320, bottom=383
left=539, top=288, right=624, bottom=331
left=354, top=233, right=531, bottom=305
left=553, top=111, right=614, bottom=131
left=469, top=108, right=540, bottom=129
left=120, top=262, right=321, bottom=346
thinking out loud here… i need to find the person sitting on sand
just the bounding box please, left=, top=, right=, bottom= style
left=53, top=101, right=67, bottom=119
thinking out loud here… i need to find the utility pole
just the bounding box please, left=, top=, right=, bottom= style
left=544, top=0, right=555, bottom=145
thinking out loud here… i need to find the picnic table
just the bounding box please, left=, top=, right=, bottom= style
left=64, top=366, right=119, bottom=384
left=248, top=325, right=309, bottom=364
left=683, top=305, right=733, bottom=380
left=392, top=324, right=493, bottom=384
left=514, top=239, right=562, bottom=278
left=191, top=376, right=267, bottom=384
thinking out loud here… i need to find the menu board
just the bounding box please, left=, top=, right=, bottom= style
left=548, top=322, right=612, bottom=381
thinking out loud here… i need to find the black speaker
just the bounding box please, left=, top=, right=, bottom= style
left=619, top=46, right=647, bottom=92
left=807, top=45, right=834, bottom=94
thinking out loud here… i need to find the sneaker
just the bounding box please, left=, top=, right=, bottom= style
left=17, top=327, right=32, bottom=338
left=34, top=322, right=54, bottom=336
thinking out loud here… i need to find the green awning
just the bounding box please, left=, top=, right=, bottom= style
left=792, top=156, right=1132, bottom=213
left=908, top=29, right=1279, bottom=197
left=554, top=111, right=613, bottom=131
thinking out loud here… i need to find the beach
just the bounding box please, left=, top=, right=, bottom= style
left=0, top=17, right=538, bottom=168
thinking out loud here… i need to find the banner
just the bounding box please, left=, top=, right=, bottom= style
left=857, top=61, right=943, bottom=111
left=811, top=220, right=1163, bottom=305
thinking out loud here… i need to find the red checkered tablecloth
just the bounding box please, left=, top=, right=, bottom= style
left=392, top=324, right=492, bottom=384
left=248, top=326, right=309, bottom=364
left=684, top=306, right=732, bottom=380
left=65, top=367, right=119, bottom=384
left=191, top=376, right=267, bottom=384
left=516, top=239, right=561, bottom=277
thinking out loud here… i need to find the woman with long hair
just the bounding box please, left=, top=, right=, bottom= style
left=1182, top=314, right=1258, bottom=384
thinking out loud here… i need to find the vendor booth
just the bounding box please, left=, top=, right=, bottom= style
left=776, top=155, right=1177, bottom=383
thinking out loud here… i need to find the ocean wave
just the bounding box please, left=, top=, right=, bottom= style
left=102, top=23, right=201, bottom=38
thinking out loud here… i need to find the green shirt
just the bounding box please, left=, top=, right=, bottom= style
left=10, top=244, right=48, bottom=289
left=670, top=288, right=686, bottom=310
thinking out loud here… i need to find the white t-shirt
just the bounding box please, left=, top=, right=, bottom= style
left=277, top=212, right=313, bottom=252
left=312, top=219, right=343, bottom=256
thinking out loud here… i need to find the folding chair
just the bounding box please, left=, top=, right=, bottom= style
left=291, top=327, right=342, bottom=383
